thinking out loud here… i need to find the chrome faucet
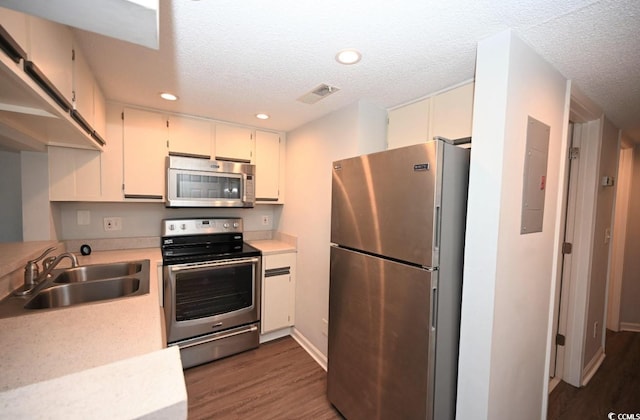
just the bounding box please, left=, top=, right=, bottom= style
left=22, top=246, right=56, bottom=290
left=38, top=253, right=79, bottom=281
left=15, top=249, right=79, bottom=296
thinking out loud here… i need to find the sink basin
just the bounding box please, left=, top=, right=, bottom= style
left=24, top=277, right=142, bottom=309
left=0, top=259, right=151, bottom=318
left=53, top=261, right=143, bottom=283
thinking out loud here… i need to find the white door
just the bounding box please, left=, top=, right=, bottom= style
left=550, top=123, right=580, bottom=381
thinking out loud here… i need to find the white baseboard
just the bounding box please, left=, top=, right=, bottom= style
left=620, top=322, right=640, bottom=332
left=548, top=376, right=561, bottom=394
left=581, top=348, right=605, bottom=386
left=291, top=327, right=328, bottom=371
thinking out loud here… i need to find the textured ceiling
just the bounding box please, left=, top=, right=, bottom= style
left=73, top=0, right=640, bottom=140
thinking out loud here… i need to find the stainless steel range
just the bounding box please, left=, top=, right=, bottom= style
left=161, top=217, right=261, bottom=369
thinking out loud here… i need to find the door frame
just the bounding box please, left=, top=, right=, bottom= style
left=607, top=143, right=633, bottom=331
left=549, top=84, right=603, bottom=388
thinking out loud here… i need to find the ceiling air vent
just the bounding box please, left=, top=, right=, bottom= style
left=297, top=84, right=340, bottom=104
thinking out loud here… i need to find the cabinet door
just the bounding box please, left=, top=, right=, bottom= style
left=255, top=130, right=280, bottom=201
left=48, top=146, right=101, bottom=201
left=0, top=7, right=29, bottom=55
left=214, top=123, right=253, bottom=162
left=93, top=82, right=107, bottom=141
left=168, top=115, right=212, bottom=157
left=262, top=253, right=296, bottom=333
left=122, top=107, right=167, bottom=199
left=387, top=98, right=430, bottom=149
left=72, top=44, right=94, bottom=125
left=428, top=82, right=474, bottom=141
left=28, top=16, right=74, bottom=106
left=100, top=102, right=124, bottom=201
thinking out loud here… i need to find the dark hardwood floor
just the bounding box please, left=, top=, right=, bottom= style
left=183, top=336, right=343, bottom=420
left=548, top=330, right=640, bottom=419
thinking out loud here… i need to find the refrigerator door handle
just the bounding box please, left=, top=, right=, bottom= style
left=434, top=205, right=441, bottom=250
left=431, top=285, right=437, bottom=330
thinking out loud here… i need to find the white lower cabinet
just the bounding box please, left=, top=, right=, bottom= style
left=261, top=252, right=296, bottom=333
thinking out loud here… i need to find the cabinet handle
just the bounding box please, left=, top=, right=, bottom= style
left=124, top=194, right=163, bottom=200
left=265, top=267, right=290, bottom=277
left=23, top=61, right=72, bottom=111
left=0, top=25, right=27, bottom=62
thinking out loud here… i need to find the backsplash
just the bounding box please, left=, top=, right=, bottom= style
left=55, top=202, right=281, bottom=241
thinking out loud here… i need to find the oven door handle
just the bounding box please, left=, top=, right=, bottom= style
left=175, top=325, right=259, bottom=350
left=169, top=257, right=260, bottom=272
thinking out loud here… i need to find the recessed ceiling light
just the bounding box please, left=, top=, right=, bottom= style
left=160, top=92, right=178, bottom=101
left=335, top=49, right=362, bottom=65
left=256, top=113, right=270, bottom=120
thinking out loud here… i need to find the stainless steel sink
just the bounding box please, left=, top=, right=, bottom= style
left=0, top=259, right=150, bottom=318
left=25, top=277, right=142, bottom=309
left=53, top=261, right=143, bottom=283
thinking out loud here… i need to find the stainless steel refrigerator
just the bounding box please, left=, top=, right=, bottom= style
left=327, top=138, right=470, bottom=420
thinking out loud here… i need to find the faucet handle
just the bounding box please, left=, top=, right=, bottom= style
left=43, top=256, right=57, bottom=271
left=24, top=246, right=57, bottom=287
left=26, top=246, right=57, bottom=265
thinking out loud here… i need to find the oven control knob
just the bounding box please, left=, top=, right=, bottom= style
left=233, top=222, right=239, bottom=228
left=180, top=224, right=186, bottom=230
left=223, top=223, right=230, bottom=229
left=169, top=224, right=175, bottom=231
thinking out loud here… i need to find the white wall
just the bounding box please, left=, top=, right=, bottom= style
left=0, top=150, right=23, bottom=242
left=456, top=30, right=569, bottom=419
left=280, top=100, right=386, bottom=357
left=21, top=152, right=58, bottom=241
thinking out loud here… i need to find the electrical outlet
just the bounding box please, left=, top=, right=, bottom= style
left=321, top=318, right=328, bottom=336
left=103, top=217, right=122, bottom=231
left=261, top=215, right=271, bottom=226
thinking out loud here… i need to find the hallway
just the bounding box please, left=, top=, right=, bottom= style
left=548, top=330, right=640, bottom=419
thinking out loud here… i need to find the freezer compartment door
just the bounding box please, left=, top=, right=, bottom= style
left=327, top=246, right=436, bottom=420
left=331, top=142, right=438, bottom=267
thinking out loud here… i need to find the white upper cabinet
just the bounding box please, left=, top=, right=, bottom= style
left=255, top=130, right=281, bottom=202
left=48, top=146, right=102, bottom=201
left=387, top=98, right=431, bottom=149
left=214, top=123, right=254, bottom=162
left=72, top=38, right=107, bottom=143
left=429, top=82, right=474, bottom=141
left=0, top=7, right=29, bottom=56
left=28, top=15, right=74, bottom=108
left=167, top=115, right=212, bottom=158
left=0, top=9, right=105, bottom=151
left=72, top=45, right=93, bottom=119
left=387, top=82, right=475, bottom=150
left=122, top=107, right=168, bottom=200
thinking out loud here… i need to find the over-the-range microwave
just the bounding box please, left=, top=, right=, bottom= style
left=166, top=155, right=255, bottom=208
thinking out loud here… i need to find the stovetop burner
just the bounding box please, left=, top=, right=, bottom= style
left=161, top=217, right=260, bottom=265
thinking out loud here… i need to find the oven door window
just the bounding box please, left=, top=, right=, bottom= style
left=174, top=263, right=254, bottom=321
left=176, top=173, right=241, bottom=200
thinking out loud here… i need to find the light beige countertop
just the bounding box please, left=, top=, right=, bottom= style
left=0, top=240, right=61, bottom=279
left=249, top=239, right=297, bottom=255
left=0, top=247, right=187, bottom=418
